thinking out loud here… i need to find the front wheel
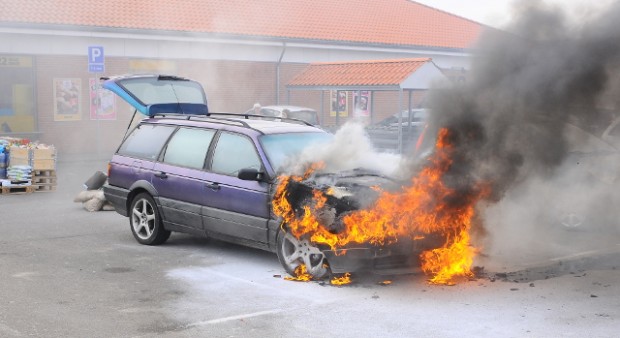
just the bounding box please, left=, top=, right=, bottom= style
left=129, top=192, right=171, bottom=245
left=276, top=228, right=329, bottom=279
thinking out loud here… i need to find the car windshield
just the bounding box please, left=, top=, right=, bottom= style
left=260, top=132, right=333, bottom=171
left=287, top=110, right=318, bottom=124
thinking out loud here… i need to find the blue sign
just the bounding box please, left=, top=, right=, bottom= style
left=88, top=46, right=105, bottom=73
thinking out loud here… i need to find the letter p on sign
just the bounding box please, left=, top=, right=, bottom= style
left=88, top=46, right=105, bottom=73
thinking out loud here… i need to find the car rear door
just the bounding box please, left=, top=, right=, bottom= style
left=201, top=131, right=271, bottom=244
left=151, top=127, right=216, bottom=233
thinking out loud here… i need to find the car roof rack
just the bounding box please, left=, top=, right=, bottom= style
left=207, top=112, right=314, bottom=127
left=151, top=112, right=315, bottom=127
left=151, top=113, right=253, bottom=128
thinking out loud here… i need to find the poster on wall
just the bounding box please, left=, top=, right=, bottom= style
left=89, top=78, right=116, bottom=120
left=53, top=78, right=82, bottom=121
left=330, top=90, right=348, bottom=117
left=353, top=91, right=371, bottom=122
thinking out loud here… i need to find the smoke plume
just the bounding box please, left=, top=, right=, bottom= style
left=424, top=1, right=620, bottom=265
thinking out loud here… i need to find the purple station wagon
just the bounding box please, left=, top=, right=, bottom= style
left=103, top=74, right=418, bottom=279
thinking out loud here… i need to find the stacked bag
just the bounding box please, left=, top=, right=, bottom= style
left=6, top=165, right=32, bottom=185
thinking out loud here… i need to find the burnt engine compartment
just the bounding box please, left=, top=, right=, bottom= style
left=282, top=168, right=402, bottom=233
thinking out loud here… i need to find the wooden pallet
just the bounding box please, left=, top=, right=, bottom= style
left=1, top=185, right=35, bottom=195
left=32, top=169, right=57, bottom=192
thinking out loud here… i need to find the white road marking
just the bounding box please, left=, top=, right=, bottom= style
left=188, top=309, right=283, bottom=327
left=11, top=272, right=38, bottom=280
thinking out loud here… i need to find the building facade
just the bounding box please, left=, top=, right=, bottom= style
left=0, top=0, right=484, bottom=154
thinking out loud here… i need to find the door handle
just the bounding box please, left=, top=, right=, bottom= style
left=205, top=182, right=220, bottom=191
left=154, top=171, right=168, bottom=179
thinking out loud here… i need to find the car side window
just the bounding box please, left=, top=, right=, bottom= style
left=117, top=124, right=176, bottom=160
left=211, top=132, right=262, bottom=176
left=162, top=127, right=215, bottom=169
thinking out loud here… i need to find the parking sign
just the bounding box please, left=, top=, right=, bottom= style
left=88, top=46, right=105, bottom=73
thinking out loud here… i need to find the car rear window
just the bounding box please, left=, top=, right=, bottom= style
left=117, top=124, right=176, bottom=160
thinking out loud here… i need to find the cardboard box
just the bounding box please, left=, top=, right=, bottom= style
left=32, top=148, right=56, bottom=160
left=8, top=146, right=31, bottom=167
left=32, top=158, right=56, bottom=170
left=9, top=146, right=30, bottom=159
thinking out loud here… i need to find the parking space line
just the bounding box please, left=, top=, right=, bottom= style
left=188, top=309, right=283, bottom=327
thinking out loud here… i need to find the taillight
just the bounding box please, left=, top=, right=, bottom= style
left=415, top=124, right=428, bottom=154
left=107, top=162, right=112, bottom=177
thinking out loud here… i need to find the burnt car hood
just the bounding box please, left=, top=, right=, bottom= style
left=279, top=168, right=439, bottom=274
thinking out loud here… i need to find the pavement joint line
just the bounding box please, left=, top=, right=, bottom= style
left=550, top=250, right=600, bottom=262
left=495, top=245, right=620, bottom=271
left=168, top=267, right=347, bottom=303
left=189, top=308, right=284, bottom=327
left=0, top=322, right=23, bottom=337
left=0, top=230, right=127, bottom=246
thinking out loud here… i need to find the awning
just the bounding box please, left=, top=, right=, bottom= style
left=287, top=58, right=446, bottom=91
left=287, top=58, right=447, bottom=153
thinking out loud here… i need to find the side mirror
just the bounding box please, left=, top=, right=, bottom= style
left=238, top=168, right=262, bottom=181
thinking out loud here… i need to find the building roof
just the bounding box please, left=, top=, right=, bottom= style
left=288, top=58, right=445, bottom=90
left=0, top=0, right=484, bottom=50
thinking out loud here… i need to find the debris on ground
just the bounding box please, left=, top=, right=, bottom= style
left=74, top=171, right=114, bottom=212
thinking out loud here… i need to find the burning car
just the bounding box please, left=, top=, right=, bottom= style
left=102, top=74, right=473, bottom=283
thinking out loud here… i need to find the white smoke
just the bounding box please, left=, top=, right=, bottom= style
left=283, top=122, right=403, bottom=177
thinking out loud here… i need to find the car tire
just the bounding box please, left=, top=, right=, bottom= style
left=129, top=192, right=171, bottom=245
left=276, top=227, right=329, bottom=279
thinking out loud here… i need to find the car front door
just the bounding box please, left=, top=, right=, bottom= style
left=202, top=131, right=271, bottom=245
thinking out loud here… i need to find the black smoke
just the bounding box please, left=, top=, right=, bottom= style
left=425, top=1, right=620, bottom=202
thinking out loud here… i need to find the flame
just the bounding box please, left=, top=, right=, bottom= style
left=330, top=273, right=352, bottom=285
left=273, top=128, right=489, bottom=285
left=284, top=264, right=313, bottom=282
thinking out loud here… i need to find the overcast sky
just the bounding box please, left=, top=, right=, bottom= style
left=413, top=0, right=615, bottom=27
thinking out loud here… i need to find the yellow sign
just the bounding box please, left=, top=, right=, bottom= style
left=0, top=56, right=33, bottom=67
left=129, top=59, right=177, bottom=73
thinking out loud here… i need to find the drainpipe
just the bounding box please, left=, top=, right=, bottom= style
left=276, top=42, right=287, bottom=105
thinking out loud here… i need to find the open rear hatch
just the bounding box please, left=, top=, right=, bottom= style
left=101, top=74, right=209, bottom=116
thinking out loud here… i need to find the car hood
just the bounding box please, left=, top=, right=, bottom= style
left=280, top=168, right=401, bottom=231
left=102, top=74, right=209, bottom=116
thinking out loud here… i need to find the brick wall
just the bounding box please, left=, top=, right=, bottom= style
left=28, top=55, right=430, bottom=155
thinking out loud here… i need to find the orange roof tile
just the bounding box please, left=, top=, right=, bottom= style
left=0, top=0, right=484, bottom=50
left=288, top=58, right=434, bottom=87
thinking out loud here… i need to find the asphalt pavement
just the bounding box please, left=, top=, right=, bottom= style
left=1, top=156, right=619, bottom=337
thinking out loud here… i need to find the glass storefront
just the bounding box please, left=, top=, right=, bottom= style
left=0, top=55, right=36, bottom=134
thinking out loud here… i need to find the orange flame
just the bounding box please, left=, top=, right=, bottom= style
left=273, top=128, right=489, bottom=285
left=330, top=273, right=352, bottom=286
left=284, top=264, right=313, bottom=282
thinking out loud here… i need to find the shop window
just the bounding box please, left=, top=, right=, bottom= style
left=0, top=56, right=36, bottom=134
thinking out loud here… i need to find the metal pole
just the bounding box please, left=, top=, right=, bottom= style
left=96, top=74, right=101, bottom=160
left=398, top=88, right=403, bottom=154
left=336, top=90, right=340, bottom=127
left=276, top=43, right=286, bottom=105
left=320, top=91, right=325, bottom=127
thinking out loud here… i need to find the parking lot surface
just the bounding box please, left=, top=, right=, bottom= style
left=1, top=157, right=619, bottom=337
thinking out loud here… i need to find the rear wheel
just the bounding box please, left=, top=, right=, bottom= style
left=129, top=192, right=171, bottom=245
left=277, top=228, right=329, bottom=279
